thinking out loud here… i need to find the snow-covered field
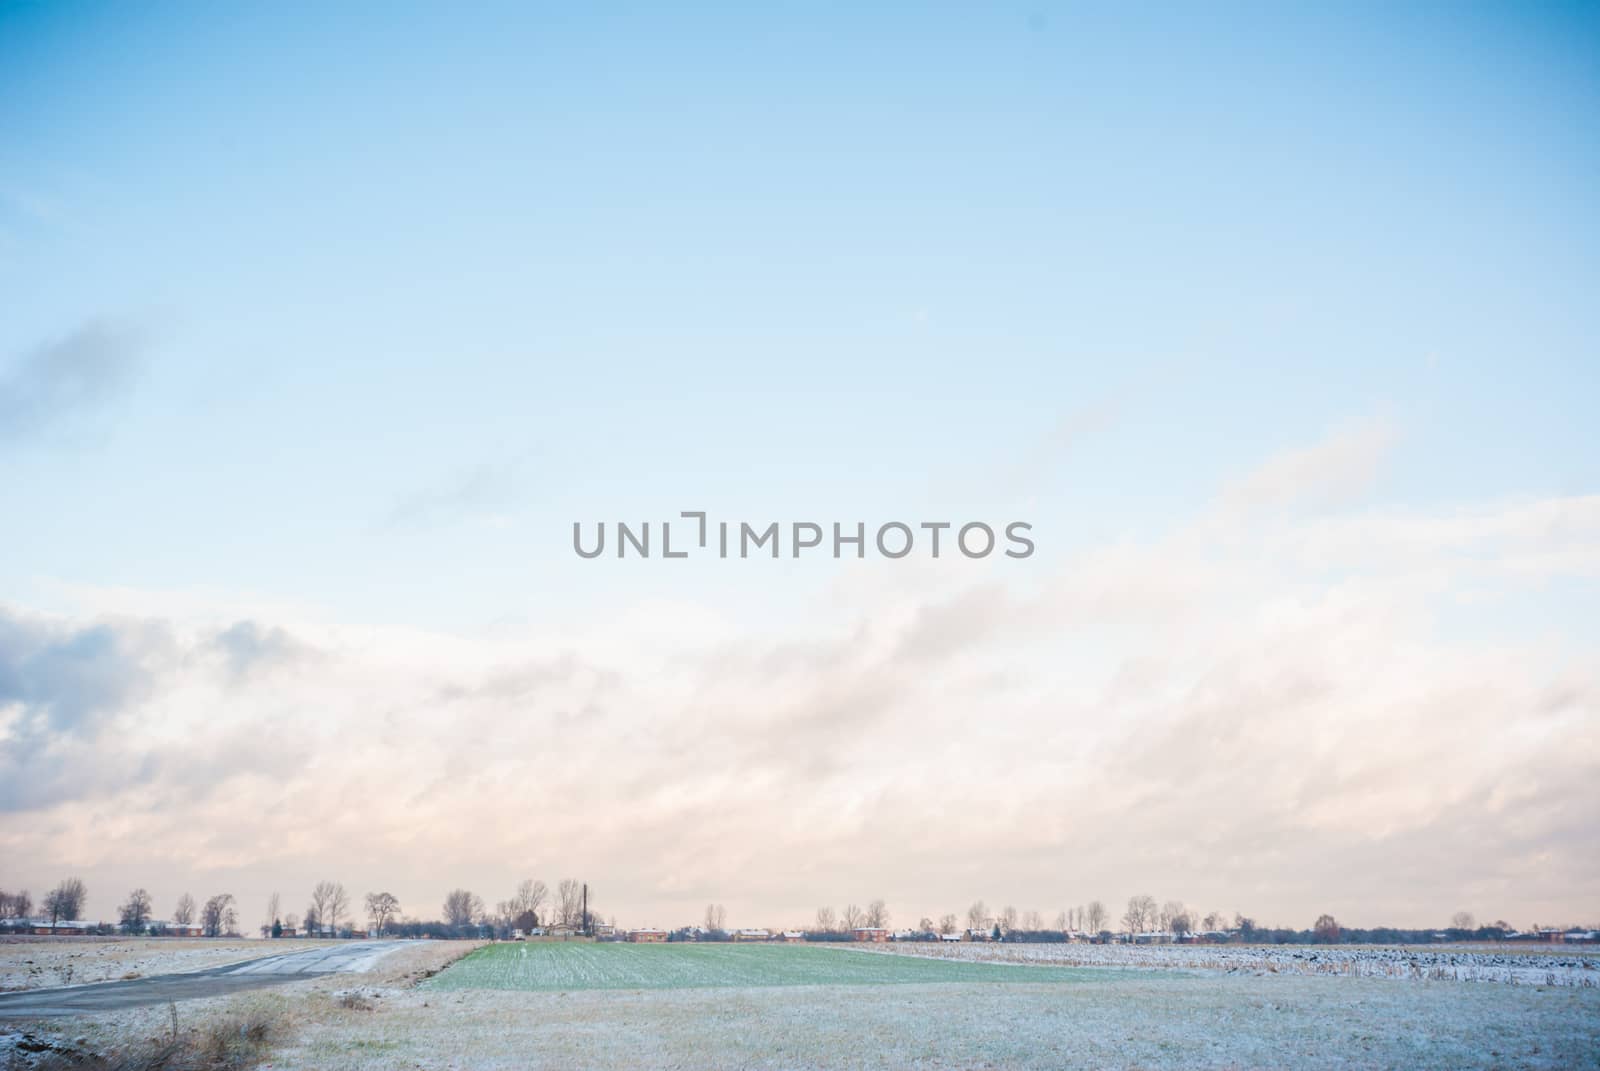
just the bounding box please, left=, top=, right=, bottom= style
left=0, top=937, right=339, bottom=992
left=5, top=941, right=1599, bottom=1069
left=425, top=941, right=1093, bottom=991
left=856, top=940, right=1600, bottom=987
left=190, top=963, right=1600, bottom=1069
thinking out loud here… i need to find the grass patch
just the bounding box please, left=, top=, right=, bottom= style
left=424, top=942, right=1100, bottom=992
left=24, top=1006, right=282, bottom=1070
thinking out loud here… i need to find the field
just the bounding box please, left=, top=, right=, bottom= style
left=423, top=941, right=1096, bottom=991
left=4, top=941, right=1599, bottom=1070
left=857, top=939, right=1600, bottom=987
left=0, top=937, right=340, bottom=992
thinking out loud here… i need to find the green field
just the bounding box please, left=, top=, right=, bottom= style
left=424, top=941, right=1099, bottom=992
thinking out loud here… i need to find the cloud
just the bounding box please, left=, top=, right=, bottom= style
left=385, top=457, right=532, bottom=528
left=1, top=424, right=1596, bottom=928
left=0, top=320, right=144, bottom=445
left=0, top=607, right=174, bottom=811
left=1221, top=417, right=1395, bottom=511
left=207, top=620, right=315, bottom=682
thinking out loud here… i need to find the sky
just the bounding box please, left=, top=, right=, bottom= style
left=0, top=2, right=1596, bottom=933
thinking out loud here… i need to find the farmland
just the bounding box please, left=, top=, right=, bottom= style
left=0, top=937, right=341, bottom=993
left=3, top=941, right=1598, bottom=1069
left=423, top=940, right=1096, bottom=991
left=857, top=939, right=1600, bottom=987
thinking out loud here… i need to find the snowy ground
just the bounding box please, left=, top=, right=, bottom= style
left=0, top=937, right=341, bottom=992
left=855, top=940, right=1600, bottom=987
left=425, top=941, right=1096, bottom=990
left=3, top=941, right=1598, bottom=1069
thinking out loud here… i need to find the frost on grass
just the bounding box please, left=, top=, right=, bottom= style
left=422, top=942, right=1096, bottom=992
left=0, top=938, right=340, bottom=993
left=854, top=940, right=1600, bottom=987
left=275, top=971, right=1600, bottom=1071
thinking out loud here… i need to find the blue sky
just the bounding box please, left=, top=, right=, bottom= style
left=1, top=4, right=1597, bottom=926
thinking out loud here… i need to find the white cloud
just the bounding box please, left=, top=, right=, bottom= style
left=1, top=426, right=1596, bottom=932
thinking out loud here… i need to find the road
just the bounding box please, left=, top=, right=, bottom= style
left=0, top=941, right=408, bottom=1018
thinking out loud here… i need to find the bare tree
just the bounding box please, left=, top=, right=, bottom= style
left=966, top=900, right=987, bottom=932
left=1450, top=911, right=1476, bottom=931
left=842, top=903, right=864, bottom=930
left=266, top=892, right=281, bottom=930
left=1123, top=894, right=1156, bottom=934
left=310, top=882, right=334, bottom=935
left=1022, top=910, right=1043, bottom=931
left=703, top=903, right=727, bottom=932
left=366, top=892, right=400, bottom=935
left=1000, top=905, right=1018, bottom=933
left=865, top=899, right=889, bottom=929
left=326, top=883, right=349, bottom=934
left=938, top=913, right=958, bottom=935
left=118, top=888, right=153, bottom=934
left=557, top=880, right=583, bottom=928
left=0, top=890, right=32, bottom=919
left=1054, top=911, right=1067, bottom=931
left=1313, top=914, right=1341, bottom=944
left=43, top=878, right=87, bottom=924
left=442, top=889, right=482, bottom=930
left=1161, top=900, right=1190, bottom=936
left=1086, top=900, right=1107, bottom=934
left=814, top=906, right=836, bottom=932
left=201, top=893, right=237, bottom=937
left=512, top=879, right=548, bottom=926
left=174, top=893, right=196, bottom=926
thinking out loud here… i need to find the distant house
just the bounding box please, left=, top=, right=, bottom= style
left=732, top=928, right=771, bottom=942
left=594, top=923, right=616, bottom=937
left=852, top=927, right=888, bottom=943
left=1564, top=930, right=1598, bottom=944
left=278, top=926, right=298, bottom=938
left=31, top=920, right=93, bottom=936
left=938, top=932, right=963, bottom=943
left=781, top=931, right=805, bottom=943
left=627, top=928, right=668, bottom=943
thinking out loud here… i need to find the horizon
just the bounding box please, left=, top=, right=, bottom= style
left=2, top=3, right=1598, bottom=936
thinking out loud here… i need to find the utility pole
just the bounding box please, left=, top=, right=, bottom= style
left=582, top=883, right=589, bottom=937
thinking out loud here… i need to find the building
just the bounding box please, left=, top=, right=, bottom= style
left=781, top=931, right=805, bottom=943
left=938, top=932, right=963, bottom=942
left=852, top=927, right=888, bottom=943
left=627, top=928, right=668, bottom=943
left=732, top=928, right=771, bottom=942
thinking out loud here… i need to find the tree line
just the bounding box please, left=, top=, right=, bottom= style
left=0, top=880, right=1579, bottom=944
left=0, top=876, right=600, bottom=941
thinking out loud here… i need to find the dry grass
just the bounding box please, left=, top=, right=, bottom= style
left=9, top=1005, right=282, bottom=1071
